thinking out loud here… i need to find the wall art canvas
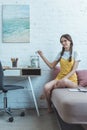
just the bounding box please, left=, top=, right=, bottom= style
left=2, top=5, right=30, bottom=43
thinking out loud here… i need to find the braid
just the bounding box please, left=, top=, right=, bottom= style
left=69, top=44, right=73, bottom=62
left=58, top=47, right=65, bottom=62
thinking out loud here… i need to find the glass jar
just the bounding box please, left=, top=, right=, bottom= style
left=30, top=55, right=39, bottom=68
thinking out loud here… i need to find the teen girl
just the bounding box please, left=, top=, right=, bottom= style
left=37, top=34, right=80, bottom=112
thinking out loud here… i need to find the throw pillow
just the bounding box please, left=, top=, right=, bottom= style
left=76, top=70, right=87, bottom=87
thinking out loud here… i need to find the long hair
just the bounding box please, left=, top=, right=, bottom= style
left=58, top=34, right=73, bottom=62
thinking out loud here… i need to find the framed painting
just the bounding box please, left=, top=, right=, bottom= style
left=2, top=5, right=30, bottom=43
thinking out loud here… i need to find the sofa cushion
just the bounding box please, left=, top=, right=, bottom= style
left=76, top=70, right=87, bottom=87
left=51, top=88, right=87, bottom=123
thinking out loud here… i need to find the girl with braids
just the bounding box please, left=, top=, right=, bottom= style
left=37, top=34, right=80, bottom=112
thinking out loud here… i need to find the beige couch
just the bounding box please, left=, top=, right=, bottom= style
left=51, top=67, right=87, bottom=130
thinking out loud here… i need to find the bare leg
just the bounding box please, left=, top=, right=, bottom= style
left=44, top=79, right=58, bottom=112
left=44, top=78, right=78, bottom=113
left=55, top=78, right=78, bottom=89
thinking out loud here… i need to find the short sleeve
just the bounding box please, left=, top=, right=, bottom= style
left=55, top=52, right=61, bottom=61
left=74, top=51, right=81, bottom=62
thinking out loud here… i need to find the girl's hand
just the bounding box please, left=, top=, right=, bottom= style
left=37, top=50, right=43, bottom=56
left=54, top=78, right=67, bottom=88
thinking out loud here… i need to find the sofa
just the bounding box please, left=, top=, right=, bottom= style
left=51, top=67, right=87, bottom=130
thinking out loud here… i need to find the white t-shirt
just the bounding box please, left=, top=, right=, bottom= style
left=55, top=50, right=80, bottom=62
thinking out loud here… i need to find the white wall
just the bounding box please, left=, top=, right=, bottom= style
left=0, top=0, right=87, bottom=108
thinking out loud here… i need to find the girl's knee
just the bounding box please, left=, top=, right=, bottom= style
left=44, top=83, right=53, bottom=93
left=62, top=78, right=67, bottom=85
left=61, top=78, right=71, bottom=86
left=44, top=84, right=49, bottom=91
left=57, top=78, right=68, bottom=87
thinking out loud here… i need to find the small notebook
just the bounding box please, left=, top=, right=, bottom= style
left=68, top=87, right=87, bottom=92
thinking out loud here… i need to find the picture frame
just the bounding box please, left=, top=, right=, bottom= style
left=2, top=5, right=30, bottom=43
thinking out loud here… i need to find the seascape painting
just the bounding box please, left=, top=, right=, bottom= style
left=2, top=5, right=30, bottom=43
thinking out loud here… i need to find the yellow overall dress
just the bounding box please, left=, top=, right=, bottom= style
left=55, top=58, right=78, bottom=84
